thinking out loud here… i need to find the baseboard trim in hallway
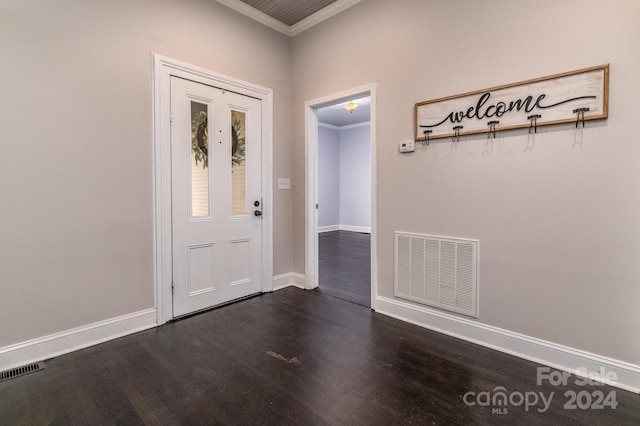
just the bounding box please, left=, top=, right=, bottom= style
left=376, top=295, right=640, bottom=394
left=0, top=308, right=157, bottom=373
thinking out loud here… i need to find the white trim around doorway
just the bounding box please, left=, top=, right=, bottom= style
left=151, top=53, right=274, bottom=325
left=304, top=83, right=378, bottom=310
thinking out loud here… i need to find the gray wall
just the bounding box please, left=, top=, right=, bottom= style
left=339, top=125, right=371, bottom=230
left=318, top=124, right=371, bottom=230
left=291, top=0, right=640, bottom=364
left=318, top=126, right=340, bottom=227
left=0, top=0, right=293, bottom=347
left=2, top=0, right=639, bottom=373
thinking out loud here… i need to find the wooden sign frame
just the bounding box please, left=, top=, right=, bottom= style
left=415, top=64, right=609, bottom=142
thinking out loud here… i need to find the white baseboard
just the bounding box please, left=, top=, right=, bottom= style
left=0, top=308, right=157, bottom=372
left=272, top=272, right=306, bottom=291
left=318, top=224, right=371, bottom=234
left=375, top=296, right=640, bottom=394
left=340, top=225, right=371, bottom=233
left=318, top=225, right=340, bottom=233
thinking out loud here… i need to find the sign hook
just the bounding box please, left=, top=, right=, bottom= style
left=528, top=114, right=541, bottom=134
left=573, top=108, right=589, bottom=128
left=453, top=126, right=463, bottom=143
left=487, top=121, right=499, bottom=139
left=422, top=130, right=432, bottom=146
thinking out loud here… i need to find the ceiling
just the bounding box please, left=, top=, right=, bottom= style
left=240, top=0, right=339, bottom=26
left=216, top=0, right=361, bottom=36
left=216, top=0, right=370, bottom=126
left=317, top=97, right=371, bottom=128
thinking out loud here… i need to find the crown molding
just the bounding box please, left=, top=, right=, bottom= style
left=290, top=0, right=362, bottom=36
left=216, top=0, right=291, bottom=35
left=319, top=121, right=370, bottom=130
left=216, top=0, right=362, bottom=37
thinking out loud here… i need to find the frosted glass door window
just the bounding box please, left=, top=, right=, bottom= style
left=191, top=101, right=209, bottom=217
left=231, top=110, right=246, bottom=215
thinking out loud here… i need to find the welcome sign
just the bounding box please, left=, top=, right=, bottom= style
left=415, top=64, right=609, bottom=141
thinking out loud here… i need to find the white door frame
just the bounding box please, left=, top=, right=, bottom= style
left=152, top=54, right=273, bottom=324
left=304, top=83, right=378, bottom=309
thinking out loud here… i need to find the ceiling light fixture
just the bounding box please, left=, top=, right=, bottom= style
left=343, top=101, right=358, bottom=113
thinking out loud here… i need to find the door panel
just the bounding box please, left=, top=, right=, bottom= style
left=171, top=77, right=262, bottom=317
left=187, top=244, right=215, bottom=296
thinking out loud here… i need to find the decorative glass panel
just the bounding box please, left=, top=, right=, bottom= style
left=191, top=101, right=209, bottom=217
left=231, top=110, right=246, bottom=215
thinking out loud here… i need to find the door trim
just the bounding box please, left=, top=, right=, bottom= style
left=152, top=53, right=273, bottom=324
left=304, top=83, right=378, bottom=310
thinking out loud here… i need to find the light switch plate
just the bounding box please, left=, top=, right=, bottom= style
left=278, top=178, right=291, bottom=190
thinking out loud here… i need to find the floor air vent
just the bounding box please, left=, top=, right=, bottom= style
left=0, top=361, right=46, bottom=382
left=395, top=232, right=478, bottom=318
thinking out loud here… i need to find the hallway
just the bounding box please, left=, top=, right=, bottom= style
left=318, top=230, right=371, bottom=307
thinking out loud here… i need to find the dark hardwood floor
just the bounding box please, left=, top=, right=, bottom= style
left=1, top=287, right=638, bottom=425
left=319, top=230, right=371, bottom=307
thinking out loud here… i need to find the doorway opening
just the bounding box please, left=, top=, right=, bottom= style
left=305, top=84, right=377, bottom=310
left=317, top=98, right=371, bottom=307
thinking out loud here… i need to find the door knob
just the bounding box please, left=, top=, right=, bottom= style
left=254, top=210, right=262, bottom=217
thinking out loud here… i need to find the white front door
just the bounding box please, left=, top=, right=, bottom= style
left=171, top=76, right=263, bottom=317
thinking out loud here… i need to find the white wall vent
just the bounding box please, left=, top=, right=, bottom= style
left=394, top=232, right=479, bottom=318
